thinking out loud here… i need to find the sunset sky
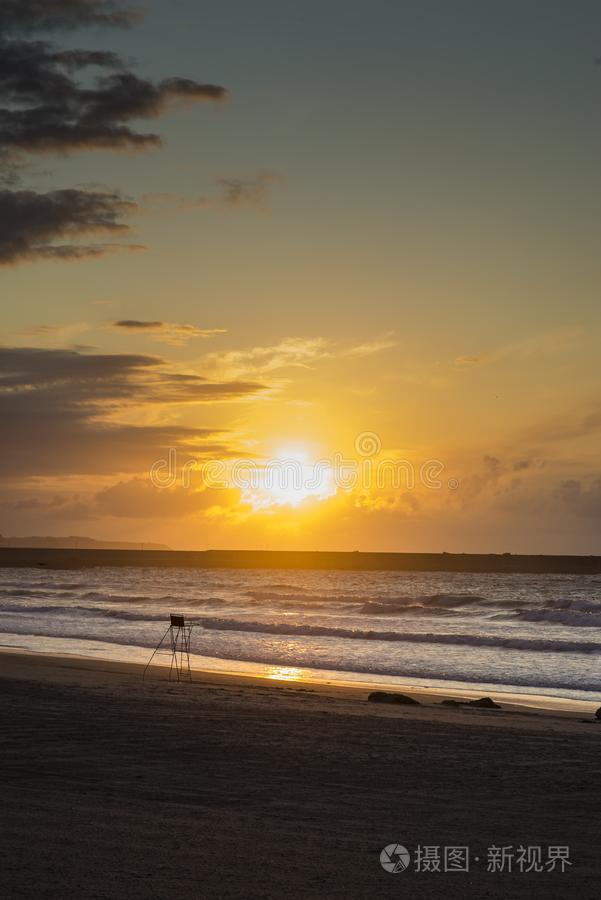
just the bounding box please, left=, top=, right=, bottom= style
left=1, top=0, right=600, bottom=553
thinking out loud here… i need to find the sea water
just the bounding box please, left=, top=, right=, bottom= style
left=0, top=566, right=599, bottom=702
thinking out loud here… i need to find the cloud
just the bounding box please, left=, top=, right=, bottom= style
left=200, top=335, right=397, bottom=381
left=113, top=320, right=227, bottom=345
left=454, top=329, right=579, bottom=369
left=0, top=345, right=266, bottom=476
left=455, top=355, right=481, bottom=365
left=95, top=477, right=239, bottom=519
left=344, top=335, right=398, bottom=358
left=555, top=477, right=601, bottom=520
left=0, top=188, right=140, bottom=263
left=114, top=320, right=164, bottom=329
left=213, top=174, right=279, bottom=211
left=0, top=41, right=227, bottom=158
left=11, top=321, right=93, bottom=347
left=0, top=1, right=140, bottom=31
left=201, top=337, right=332, bottom=380
left=520, top=401, right=601, bottom=446
left=145, top=173, right=282, bottom=214
left=0, top=1, right=228, bottom=265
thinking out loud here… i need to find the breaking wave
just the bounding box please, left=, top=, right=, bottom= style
left=196, top=617, right=601, bottom=655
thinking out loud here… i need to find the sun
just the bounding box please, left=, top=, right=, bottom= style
left=239, top=446, right=337, bottom=511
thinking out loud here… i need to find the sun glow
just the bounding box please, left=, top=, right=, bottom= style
left=239, top=447, right=337, bottom=511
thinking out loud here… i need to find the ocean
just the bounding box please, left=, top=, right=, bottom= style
left=1, top=566, right=600, bottom=702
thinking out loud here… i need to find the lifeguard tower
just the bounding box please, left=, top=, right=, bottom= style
left=143, top=613, right=196, bottom=682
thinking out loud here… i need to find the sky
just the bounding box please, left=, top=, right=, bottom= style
left=1, top=0, right=600, bottom=553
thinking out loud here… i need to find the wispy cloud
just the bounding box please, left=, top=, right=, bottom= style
left=455, top=355, right=481, bottom=366
left=144, top=173, right=282, bottom=214
left=344, top=334, right=398, bottom=358
left=212, top=174, right=280, bottom=211
left=12, top=321, right=92, bottom=347
left=113, top=320, right=227, bottom=346
left=201, top=337, right=331, bottom=380
left=200, top=334, right=397, bottom=380
left=519, top=401, right=601, bottom=446
left=454, top=329, right=579, bottom=368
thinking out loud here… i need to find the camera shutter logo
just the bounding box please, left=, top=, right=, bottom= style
left=380, top=844, right=411, bottom=873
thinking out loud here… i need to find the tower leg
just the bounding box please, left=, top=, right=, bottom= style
left=142, top=624, right=172, bottom=681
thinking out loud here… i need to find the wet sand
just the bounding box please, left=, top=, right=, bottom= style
left=0, top=650, right=599, bottom=898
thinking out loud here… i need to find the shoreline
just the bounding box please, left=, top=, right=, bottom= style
left=2, top=647, right=598, bottom=721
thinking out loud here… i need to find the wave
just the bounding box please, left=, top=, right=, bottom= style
left=77, top=591, right=225, bottom=606
left=0, top=588, right=60, bottom=599
left=1, top=625, right=599, bottom=693
left=0, top=580, right=88, bottom=591
left=197, top=647, right=601, bottom=695
left=80, top=591, right=169, bottom=604
left=0, top=602, right=170, bottom=622
left=246, top=590, right=365, bottom=605
left=196, top=617, right=601, bottom=654
left=0, top=600, right=233, bottom=622
left=358, top=602, right=460, bottom=616
left=517, top=609, right=601, bottom=628
left=245, top=590, right=492, bottom=609
left=4, top=599, right=599, bottom=654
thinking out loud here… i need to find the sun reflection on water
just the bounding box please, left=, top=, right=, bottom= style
left=265, top=665, right=304, bottom=681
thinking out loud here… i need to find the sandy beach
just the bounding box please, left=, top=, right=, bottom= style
left=0, top=650, right=599, bottom=899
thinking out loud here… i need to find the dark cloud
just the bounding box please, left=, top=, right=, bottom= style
left=0, top=188, right=138, bottom=263
left=115, top=320, right=164, bottom=329
left=0, top=41, right=227, bottom=157
left=0, top=346, right=266, bottom=475
left=0, top=1, right=140, bottom=32
left=0, top=1, right=228, bottom=265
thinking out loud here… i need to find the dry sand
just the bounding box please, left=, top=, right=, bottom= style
left=0, top=650, right=599, bottom=899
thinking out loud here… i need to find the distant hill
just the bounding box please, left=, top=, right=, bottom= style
left=0, top=535, right=171, bottom=551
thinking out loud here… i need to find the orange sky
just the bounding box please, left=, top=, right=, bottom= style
left=1, top=1, right=600, bottom=553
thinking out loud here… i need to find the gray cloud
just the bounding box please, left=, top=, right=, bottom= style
left=0, top=40, right=226, bottom=158
left=0, top=346, right=265, bottom=475
left=555, top=478, right=601, bottom=520
left=114, top=320, right=164, bottom=329
left=216, top=174, right=279, bottom=210
left=0, top=1, right=227, bottom=265
left=0, top=188, right=138, bottom=263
